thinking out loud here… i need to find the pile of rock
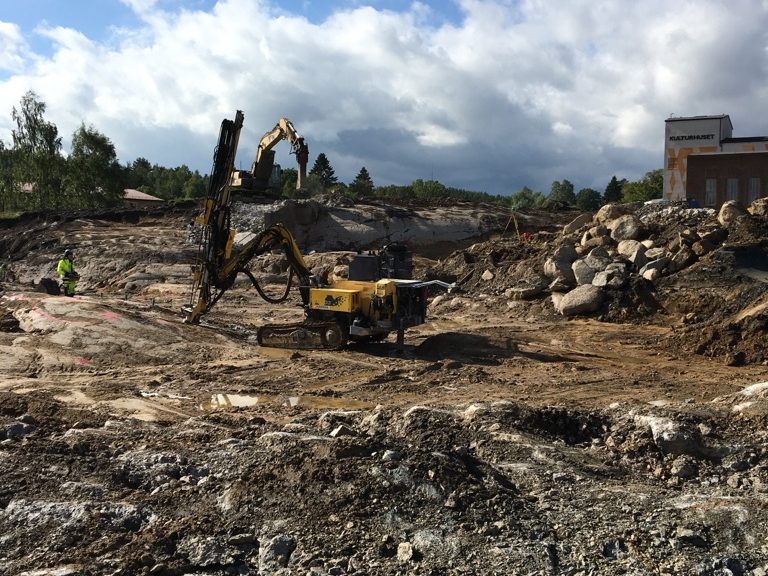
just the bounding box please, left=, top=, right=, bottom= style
left=544, top=202, right=733, bottom=317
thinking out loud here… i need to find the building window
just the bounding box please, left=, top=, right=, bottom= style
left=726, top=178, right=739, bottom=202
left=748, top=177, right=761, bottom=203
left=705, top=178, right=717, bottom=207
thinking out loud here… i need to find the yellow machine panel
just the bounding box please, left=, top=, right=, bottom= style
left=309, top=288, right=360, bottom=312
left=326, top=280, right=398, bottom=320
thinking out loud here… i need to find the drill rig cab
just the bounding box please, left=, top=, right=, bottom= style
left=184, top=110, right=447, bottom=350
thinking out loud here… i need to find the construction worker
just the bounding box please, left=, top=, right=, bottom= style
left=57, top=249, right=79, bottom=296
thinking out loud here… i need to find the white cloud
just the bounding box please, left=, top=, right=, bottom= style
left=119, top=0, right=162, bottom=16
left=0, top=0, right=767, bottom=194
left=0, top=22, right=31, bottom=74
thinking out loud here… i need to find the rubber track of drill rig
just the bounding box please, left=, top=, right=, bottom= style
left=256, top=321, right=346, bottom=351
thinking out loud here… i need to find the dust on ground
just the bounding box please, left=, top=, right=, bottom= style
left=1, top=199, right=767, bottom=575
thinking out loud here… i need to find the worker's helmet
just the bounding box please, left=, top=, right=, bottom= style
left=63, top=249, right=72, bottom=258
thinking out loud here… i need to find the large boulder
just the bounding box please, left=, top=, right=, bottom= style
left=583, top=246, right=612, bottom=271
left=749, top=197, right=768, bottom=217
left=616, top=240, right=647, bottom=270
left=595, top=203, right=631, bottom=224
left=592, top=263, right=627, bottom=289
left=639, top=257, right=669, bottom=278
left=718, top=200, right=747, bottom=227
left=572, top=259, right=597, bottom=285
left=563, top=213, right=593, bottom=235
left=616, top=239, right=643, bottom=258
left=608, top=214, right=643, bottom=242
left=666, top=245, right=697, bottom=274
left=543, top=244, right=579, bottom=285
left=556, top=284, right=604, bottom=316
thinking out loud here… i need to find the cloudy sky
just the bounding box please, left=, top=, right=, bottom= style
left=0, top=0, right=766, bottom=195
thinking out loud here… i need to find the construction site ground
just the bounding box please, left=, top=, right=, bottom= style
left=1, top=202, right=768, bottom=576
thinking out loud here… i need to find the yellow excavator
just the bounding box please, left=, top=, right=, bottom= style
left=230, top=116, right=309, bottom=193
left=184, top=110, right=448, bottom=350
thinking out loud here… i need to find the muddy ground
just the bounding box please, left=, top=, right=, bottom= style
left=1, top=201, right=768, bottom=576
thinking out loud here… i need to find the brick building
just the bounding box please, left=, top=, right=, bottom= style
left=663, top=115, right=768, bottom=207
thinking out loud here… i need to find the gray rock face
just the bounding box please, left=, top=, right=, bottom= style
left=580, top=224, right=611, bottom=249
left=580, top=235, right=612, bottom=250
left=628, top=247, right=647, bottom=270
left=4, top=421, right=35, bottom=440
left=548, top=276, right=572, bottom=293
left=639, top=416, right=703, bottom=457
left=644, top=247, right=667, bottom=261
left=556, top=285, right=604, bottom=316
left=504, top=278, right=547, bottom=300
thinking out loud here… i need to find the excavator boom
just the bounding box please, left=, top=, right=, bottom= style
left=254, top=118, right=308, bottom=185
left=233, top=117, right=308, bottom=193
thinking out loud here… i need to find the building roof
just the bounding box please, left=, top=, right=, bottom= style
left=688, top=149, right=768, bottom=157
left=721, top=136, right=768, bottom=143
left=665, top=114, right=730, bottom=122
left=124, top=189, right=163, bottom=202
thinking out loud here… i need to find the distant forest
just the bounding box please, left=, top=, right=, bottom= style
left=0, top=91, right=661, bottom=216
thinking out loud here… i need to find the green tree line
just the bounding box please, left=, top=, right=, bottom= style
left=293, top=152, right=663, bottom=211
left=0, top=91, right=207, bottom=215
left=0, top=91, right=663, bottom=216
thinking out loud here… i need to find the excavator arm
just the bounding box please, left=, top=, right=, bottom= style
left=251, top=118, right=309, bottom=190
left=186, top=219, right=315, bottom=324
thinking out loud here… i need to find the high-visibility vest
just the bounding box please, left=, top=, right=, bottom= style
left=57, top=258, right=74, bottom=278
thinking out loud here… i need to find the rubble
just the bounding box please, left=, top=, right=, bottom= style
left=433, top=199, right=768, bottom=364
left=1, top=198, right=768, bottom=574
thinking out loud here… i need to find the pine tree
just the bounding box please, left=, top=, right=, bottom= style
left=603, top=176, right=625, bottom=204
left=309, top=153, right=338, bottom=188
left=349, top=166, right=374, bottom=196
left=548, top=179, right=576, bottom=206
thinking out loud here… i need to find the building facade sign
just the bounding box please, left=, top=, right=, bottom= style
left=663, top=116, right=731, bottom=201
